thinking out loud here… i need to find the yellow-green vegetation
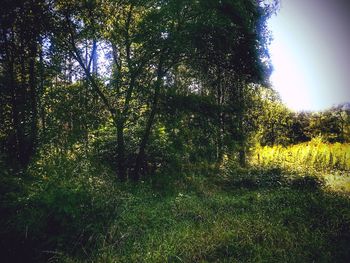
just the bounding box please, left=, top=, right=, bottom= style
left=1, top=1, right=350, bottom=262
left=251, top=138, right=350, bottom=192
left=1, top=153, right=349, bottom=262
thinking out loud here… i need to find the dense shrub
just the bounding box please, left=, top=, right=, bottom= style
left=251, top=138, right=350, bottom=171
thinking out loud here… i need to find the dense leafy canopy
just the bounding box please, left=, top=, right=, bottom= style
left=0, top=0, right=279, bottom=178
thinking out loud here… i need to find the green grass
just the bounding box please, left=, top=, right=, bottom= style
left=1, top=155, right=349, bottom=262
left=250, top=140, right=350, bottom=193
left=251, top=139, right=350, bottom=172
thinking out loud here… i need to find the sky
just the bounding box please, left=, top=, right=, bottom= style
left=268, top=0, right=350, bottom=112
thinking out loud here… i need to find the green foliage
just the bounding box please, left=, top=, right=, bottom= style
left=1, top=150, right=129, bottom=261
left=251, top=139, right=350, bottom=192
left=290, top=175, right=325, bottom=190
left=2, top=1, right=350, bottom=262
left=252, top=138, right=350, bottom=172
left=1, top=158, right=349, bottom=262
left=41, top=82, right=107, bottom=148
left=219, top=157, right=326, bottom=191
left=255, top=95, right=350, bottom=147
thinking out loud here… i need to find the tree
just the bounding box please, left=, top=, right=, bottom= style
left=1, top=0, right=277, bottom=179
left=254, top=88, right=293, bottom=146
left=0, top=0, right=49, bottom=168
left=48, top=0, right=271, bottom=179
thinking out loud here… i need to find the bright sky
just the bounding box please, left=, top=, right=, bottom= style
left=268, top=0, right=350, bottom=112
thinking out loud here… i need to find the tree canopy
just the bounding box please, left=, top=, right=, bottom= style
left=1, top=0, right=280, bottom=180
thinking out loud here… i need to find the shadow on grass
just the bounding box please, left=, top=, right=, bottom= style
left=200, top=188, right=350, bottom=263
left=0, top=165, right=349, bottom=262
left=216, top=166, right=326, bottom=191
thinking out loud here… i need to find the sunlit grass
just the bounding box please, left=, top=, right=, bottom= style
left=250, top=138, right=350, bottom=193
left=251, top=138, right=350, bottom=171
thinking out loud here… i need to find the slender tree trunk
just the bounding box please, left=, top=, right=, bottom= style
left=238, top=146, right=246, bottom=167
left=116, top=117, right=126, bottom=181
left=9, top=61, right=21, bottom=168
left=4, top=28, right=22, bottom=168
left=237, top=111, right=246, bottom=167
left=18, top=54, right=28, bottom=166
left=92, top=41, right=98, bottom=75
left=133, top=63, right=163, bottom=181
left=38, top=38, right=46, bottom=136
left=236, top=80, right=246, bottom=167
left=28, top=44, right=38, bottom=159
left=216, top=72, right=225, bottom=163
left=271, top=122, right=275, bottom=145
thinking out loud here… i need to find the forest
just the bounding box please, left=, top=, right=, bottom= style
left=0, top=0, right=349, bottom=262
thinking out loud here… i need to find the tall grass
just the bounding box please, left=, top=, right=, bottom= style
left=250, top=138, right=350, bottom=193
left=251, top=138, right=350, bottom=172
left=1, top=150, right=350, bottom=262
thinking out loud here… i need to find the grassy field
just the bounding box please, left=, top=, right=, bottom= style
left=251, top=139, right=350, bottom=170
left=1, top=153, right=349, bottom=262
left=250, top=139, right=350, bottom=193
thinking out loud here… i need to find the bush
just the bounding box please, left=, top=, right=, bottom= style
left=251, top=139, right=350, bottom=172
left=0, top=149, right=131, bottom=261
left=290, top=175, right=325, bottom=190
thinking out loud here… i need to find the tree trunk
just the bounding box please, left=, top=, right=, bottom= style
left=18, top=54, right=28, bottom=167
left=133, top=63, right=163, bottom=181
left=216, top=72, right=225, bottom=163
left=38, top=38, right=46, bottom=136
left=238, top=146, right=246, bottom=167
left=9, top=61, right=21, bottom=168
left=92, top=41, right=98, bottom=75
left=28, top=44, right=38, bottom=160
left=236, top=80, right=246, bottom=167
left=116, top=117, right=126, bottom=181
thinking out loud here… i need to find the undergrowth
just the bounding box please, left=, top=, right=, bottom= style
left=250, top=139, right=350, bottom=192
left=251, top=138, right=350, bottom=171
left=0, top=149, right=349, bottom=262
